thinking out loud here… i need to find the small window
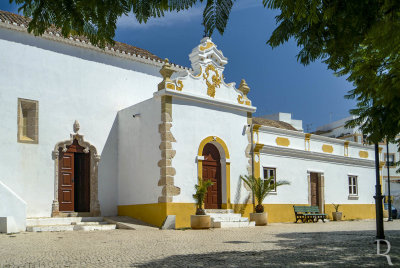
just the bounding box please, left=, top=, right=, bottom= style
left=348, top=175, right=358, bottom=196
left=385, top=153, right=395, bottom=167
left=263, top=167, right=276, bottom=192
left=18, top=98, right=38, bottom=144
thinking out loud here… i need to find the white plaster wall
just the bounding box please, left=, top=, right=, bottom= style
left=257, top=132, right=303, bottom=150
left=117, top=98, right=161, bottom=205
left=98, top=116, right=119, bottom=216
left=259, top=154, right=375, bottom=205
left=0, top=180, right=26, bottom=233
left=0, top=27, right=161, bottom=217
left=171, top=98, right=250, bottom=204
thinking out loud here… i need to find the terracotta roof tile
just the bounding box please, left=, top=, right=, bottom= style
left=0, top=10, right=161, bottom=61
left=253, top=117, right=298, bottom=131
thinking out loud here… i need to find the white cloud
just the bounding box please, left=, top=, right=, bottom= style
left=116, top=1, right=261, bottom=30
left=117, top=6, right=203, bottom=29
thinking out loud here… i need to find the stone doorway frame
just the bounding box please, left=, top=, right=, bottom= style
left=307, top=171, right=325, bottom=213
left=51, top=121, right=101, bottom=217
left=197, top=136, right=231, bottom=209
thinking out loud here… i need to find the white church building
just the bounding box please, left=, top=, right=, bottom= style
left=0, top=10, right=378, bottom=232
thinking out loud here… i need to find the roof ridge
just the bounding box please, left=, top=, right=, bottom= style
left=0, top=9, right=190, bottom=71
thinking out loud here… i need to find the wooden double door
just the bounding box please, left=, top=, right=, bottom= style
left=58, top=139, right=90, bottom=212
left=202, top=143, right=222, bottom=209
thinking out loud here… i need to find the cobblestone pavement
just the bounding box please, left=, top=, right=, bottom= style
left=1, top=220, right=399, bottom=267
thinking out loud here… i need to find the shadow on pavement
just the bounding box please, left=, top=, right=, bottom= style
left=135, top=230, right=399, bottom=267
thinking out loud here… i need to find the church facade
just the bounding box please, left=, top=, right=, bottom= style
left=0, top=10, right=376, bottom=232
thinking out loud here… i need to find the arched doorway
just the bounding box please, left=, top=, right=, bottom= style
left=202, top=143, right=222, bottom=209
left=58, top=139, right=90, bottom=212
left=52, top=121, right=100, bottom=217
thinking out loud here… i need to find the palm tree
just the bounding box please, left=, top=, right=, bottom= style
left=193, top=179, right=214, bottom=215
left=240, top=175, right=290, bottom=213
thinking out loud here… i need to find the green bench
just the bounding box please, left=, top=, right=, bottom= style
left=293, top=205, right=327, bottom=223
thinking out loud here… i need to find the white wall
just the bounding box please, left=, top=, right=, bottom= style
left=117, top=98, right=161, bottom=205
left=0, top=180, right=26, bottom=233
left=259, top=154, right=375, bottom=205
left=171, top=98, right=250, bottom=204
left=0, top=27, right=161, bottom=217
left=98, top=116, right=119, bottom=216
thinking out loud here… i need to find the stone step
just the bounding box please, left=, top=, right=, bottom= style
left=73, top=221, right=109, bottom=225
left=26, top=223, right=116, bottom=232
left=73, top=224, right=116, bottom=231
left=211, top=217, right=249, bottom=223
left=205, top=209, right=234, bottom=214
left=212, top=221, right=256, bottom=228
left=26, top=217, right=104, bottom=226
left=207, top=214, right=242, bottom=220
left=27, top=224, right=75, bottom=232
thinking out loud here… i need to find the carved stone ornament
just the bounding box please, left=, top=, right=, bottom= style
left=203, top=64, right=221, bottom=98
left=73, top=120, right=80, bottom=133
left=158, top=58, right=176, bottom=91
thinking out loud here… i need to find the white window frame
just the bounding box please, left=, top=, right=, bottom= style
left=263, top=167, right=277, bottom=192
left=348, top=175, right=358, bottom=196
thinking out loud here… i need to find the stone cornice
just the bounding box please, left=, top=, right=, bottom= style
left=154, top=88, right=256, bottom=113
left=260, top=144, right=375, bottom=167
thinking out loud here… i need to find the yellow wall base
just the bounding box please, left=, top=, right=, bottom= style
left=118, top=203, right=196, bottom=228
left=118, top=203, right=167, bottom=227
left=324, top=204, right=375, bottom=221
left=118, top=203, right=376, bottom=228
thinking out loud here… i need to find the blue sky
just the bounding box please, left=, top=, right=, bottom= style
left=1, top=2, right=355, bottom=131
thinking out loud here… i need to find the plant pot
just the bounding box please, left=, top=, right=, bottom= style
left=190, top=215, right=211, bottom=229
left=250, top=212, right=268, bottom=226
left=332, top=212, right=342, bottom=221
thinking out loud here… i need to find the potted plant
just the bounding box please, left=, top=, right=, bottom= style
left=190, top=179, right=214, bottom=229
left=241, top=175, right=289, bottom=226
left=332, top=203, right=342, bottom=221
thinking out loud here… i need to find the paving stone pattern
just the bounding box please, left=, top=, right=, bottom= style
left=0, top=220, right=399, bottom=267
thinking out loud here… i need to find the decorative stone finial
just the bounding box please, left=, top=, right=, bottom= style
left=158, top=58, right=175, bottom=91
left=238, top=79, right=250, bottom=96
left=73, top=120, right=80, bottom=133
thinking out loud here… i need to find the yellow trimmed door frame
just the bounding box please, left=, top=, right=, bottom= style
left=198, top=136, right=231, bottom=209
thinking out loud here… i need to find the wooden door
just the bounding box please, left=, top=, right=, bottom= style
left=58, top=139, right=90, bottom=212
left=202, top=143, right=221, bottom=209
left=310, top=172, right=320, bottom=209
left=59, top=151, right=75, bottom=212
left=74, top=152, right=90, bottom=212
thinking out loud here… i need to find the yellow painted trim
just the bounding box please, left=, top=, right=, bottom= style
left=197, top=159, right=203, bottom=180
left=254, top=152, right=261, bottom=178
left=359, top=150, right=369, bottom=158
left=199, top=41, right=215, bottom=51
left=322, top=144, right=334, bottom=153
left=226, top=162, right=231, bottom=205
left=198, top=136, right=230, bottom=158
left=166, top=83, right=175, bottom=90
left=276, top=137, right=290, bottom=147
left=197, top=136, right=231, bottom=208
